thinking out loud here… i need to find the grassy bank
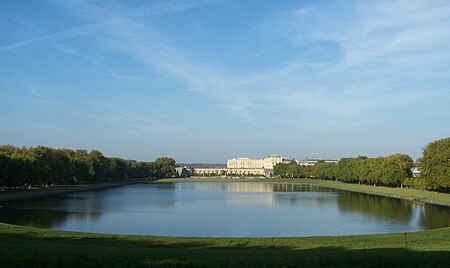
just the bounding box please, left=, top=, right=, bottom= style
left=0, top=223, right=449, bottom=267
left=159, top=178, right=450, bottom=207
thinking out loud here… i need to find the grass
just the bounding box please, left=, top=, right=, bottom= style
left=159, top=177, right=450, bottom=207
left=0, top=223, right=449, bottom=267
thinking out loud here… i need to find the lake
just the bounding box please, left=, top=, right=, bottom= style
left=0, top=182, right=449, bottom=237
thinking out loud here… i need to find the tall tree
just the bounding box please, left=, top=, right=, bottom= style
left=420, top=137, right=450, bottom=190
left=154, top=157, right=176, bottom=178
left=88, top=150, right=109, bottom=181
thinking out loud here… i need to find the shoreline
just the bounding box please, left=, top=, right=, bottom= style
left=158, top=177, right=450, bottom=208
left=0, top=180, right=154, bottom=203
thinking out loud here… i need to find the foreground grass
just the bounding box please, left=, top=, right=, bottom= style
left=0, top=223, right=449, bottom=267
left=159, top=178, right=450, bottom=207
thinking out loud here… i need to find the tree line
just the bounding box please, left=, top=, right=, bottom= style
left=274, top=137, right=450, bottom=191
left=0, top=145, right=176, bottom=187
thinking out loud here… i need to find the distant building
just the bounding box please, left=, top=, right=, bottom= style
left=193, top=155, right=339, bottom=178
left=412, top=167, right=420, bottom=178
left=227, top=157, right=264, bottom=169
left=175, top=167, right=192, bottom=178
left=223, top=155, right=290, bottom=177
left=227, top=155, right=289, bottom=170
left=297, top=159, right=339, bottom=166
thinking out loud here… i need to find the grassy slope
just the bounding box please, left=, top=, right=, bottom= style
left=160, top=178, right=450, bottom=207
left=0, top=223, right=449, bottom=267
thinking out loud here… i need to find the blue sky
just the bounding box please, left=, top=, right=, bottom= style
left=1, top=0, right=449, bottom=163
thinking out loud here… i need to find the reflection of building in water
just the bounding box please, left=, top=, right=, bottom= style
left=226, top=183, right=274, bottom=192
left=190, top=182, right=331, bottom=193
left=189, top=182, right=273, bottom=192
left=227, top=194, right=275, bottom=206
left=222, top=183, right=338, bottom=207
left=194, top=168, right=266, bottom=176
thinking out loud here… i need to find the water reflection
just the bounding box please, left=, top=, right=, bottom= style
left=418, top=204, right=450, bottom=229
left=0, top=207, right=101, bottom=229
left=336, top=191, right=415, bottom=224
left=0, top=190, right=106, bottom=229
left=0, top=182, right=448, bottom=237
left=181, top=182, right=334, bottom=193
left=180, top=182, right=338, bottom=207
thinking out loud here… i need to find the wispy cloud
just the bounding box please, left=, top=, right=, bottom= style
left=52, top=0, right=264, bottom=126
left=25, top=82, right=44, bottom=98
left=103, top=73, right=150, bottom=82
left=32, top=0, right=450, bottom=128
left=254, top=1, right=450, bottom=117
left=54, top=44, right=78, bottom=54
left=133, top=0, right=219, bottom=17
left=0, top=24, right=98, bottom=51
left=77, top=100, right=180, bottom=133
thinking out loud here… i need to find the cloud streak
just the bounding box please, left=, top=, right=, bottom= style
left=0, top=24, right=98, bottom=51
left=54, top=44, right=79, bottom=54
left=51, top=0, right=265, bottom=126
left=255, top=1, right=450, bottom=117
left=23, top=0, right=450, bottom=129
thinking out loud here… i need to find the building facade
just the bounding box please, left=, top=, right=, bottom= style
left=227, top=157, right=264, bottom=169
left=193, top=155, right=339, bottom=178
left=227, top=155, right=288, bottom=170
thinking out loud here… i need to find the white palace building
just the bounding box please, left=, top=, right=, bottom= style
left=193, top=154, right=340, bottom=177
left=227, top=155, right=290, bottom=169
left=194, top=155, right=290, bottom=177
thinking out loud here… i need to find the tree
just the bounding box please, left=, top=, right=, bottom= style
left=0, top=145, right=176, bottom=187
left=420, top=137, right=450, bottom=191
left=107, top=158, right=128, bottom=180
left=273, top=163, right=287, bottom=177
left=154, top=157, right=176, bottom=178
left=88, top=150, right=109, bottom=181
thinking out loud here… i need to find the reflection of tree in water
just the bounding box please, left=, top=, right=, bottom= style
left=337, top=191, right=414, bottom=224
left=271, top=184, right=338, bottom=206
left=272, top=194, right=337, bottom=207
left=418, top=204, right=450, bottom=229
left=0, top=184, right=178, bottom=229
left=271, top=184, right=336, bottom=193
left=0, top=208, right=101, bottom=229
left=0, top=192, right=104, bottom=229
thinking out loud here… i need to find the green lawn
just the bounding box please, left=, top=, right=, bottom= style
left=0, top=223, right=449, bottom=267
left=159, top=178, right=450, bottom=207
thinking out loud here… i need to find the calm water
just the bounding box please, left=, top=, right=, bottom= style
left=0, top=182, right=449, bottom=237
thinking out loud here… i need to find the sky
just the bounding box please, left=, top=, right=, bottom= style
left=0, top=0, right=449, bottom=163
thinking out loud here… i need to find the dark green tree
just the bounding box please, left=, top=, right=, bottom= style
left=88, top=150, right=109, bottom=181
left=154, top=157, right=176, bottom=178
left=107, top=158, right=128, bottom=180
left=420, top=137, right=450, bottom=190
